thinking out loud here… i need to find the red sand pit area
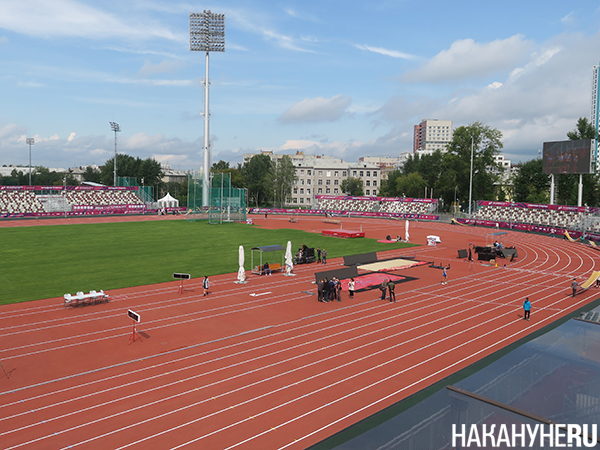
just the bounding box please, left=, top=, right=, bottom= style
left=1, top=214, right=600, bottom=449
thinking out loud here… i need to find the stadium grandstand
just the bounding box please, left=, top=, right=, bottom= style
left=314, top=195, right=438, bottom=216
left=472, top=201, right=599, bottom=231
left=0, top=185, right=152, bottom=218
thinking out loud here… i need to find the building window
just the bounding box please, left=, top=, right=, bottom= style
left=326, top=179, right=330, bottom=185
left=318, top=171, right=323, bottom=176
left=360, top=171, right=364, bottom=177
left=293, top=188, right=298, bottom=194
left=366, top=171, right=370, bottom=177
left=334, top=179, right=338, bottom=185
left=334, top=188, right=339, bottom=194
left=318, top=179, right=322, bottom=185
left=300, top=179, right=304, bottom=185
left=300, top=170, right=304, bottom=175
left=294, top=179, right=297, bottom=185
left=307, top=188, right=311, bottom=194
left=318, top=188, right=322, bottom=194
left=326, top=171, right=331, bottom=177
left=343, top=171, right=347, bottom=177
left=300, top=198, right=304, bottom=204
left=300, top=188, right=304, bottom=194
left=307, top=170, right=311, bottom=176
left=353, top=171, right=357, bottom=177
left=366, top=180, right=370, bottom=186
left=372, top=189, right=377, bottom=195
left=307, top=179, right=311, bottom=185
left=373, top=180, right=377, bottom=186
left=366, top=190, right=370, bottom=195
left=326, top=188, right=330, bottom=194
left=293, top=198, right=297, bottom=203
left=334, top=171, right=338, bottom=177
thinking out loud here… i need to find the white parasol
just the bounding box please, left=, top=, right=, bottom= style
left=237, top=245, right=247, bottom=282
left=284, top=241, right=295, bottom=276
left=405, top=219, right=410, bottom=242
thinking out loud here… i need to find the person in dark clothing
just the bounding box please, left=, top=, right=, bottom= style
left=317, top=279, right=324, bottom=302
left=388, top=280, right=396, bottom=302
left=329, top=278, right=337, bottom=301
left=317, top=247, right=322, bottom=263
left=571, top=278, right=579, bottom=297
left=323, top=277, right=330, bottom=302
left=335, top=278, right=342, bottom=302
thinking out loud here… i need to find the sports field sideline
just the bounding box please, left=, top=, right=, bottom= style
left=0, top=213, right=599, bottom=449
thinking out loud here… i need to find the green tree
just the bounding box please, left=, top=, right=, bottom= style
left=436, top=122, right=503, bottom=208
left=273, top=155, right=297, bottom=207
left=83, top=166, right=102, bottom=183
left=567, top=117, right=598, bottom=140
left=212, top=160, right=230, bottom=171
left=402, top=150, right=444, bottom=189
left=379, top=169, right=403, bottom=197
left=341, top=177, right=364, bottom=196
left=395, top=172, right=427, bottom=198
left=512, top=158, right=550, bottom=204
left=100, top=154, right=163, bottom=189
left=241, top=154, right=273, bottom=207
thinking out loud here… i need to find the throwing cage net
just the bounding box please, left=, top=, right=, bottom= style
left=187, top=172, right=247, bottom=223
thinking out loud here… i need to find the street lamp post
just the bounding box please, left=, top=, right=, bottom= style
left=454, top=185, right=458, bottom=216
left=109, top=122, right=121, bottom=186
left=26, top=138, right=34, bottom=185
left=190, top=10, right=225, bottom=208
left=468, top=136, right=474, bottom=216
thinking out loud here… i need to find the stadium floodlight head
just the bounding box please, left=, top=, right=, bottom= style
left=109, top=122, right=121, bottom=187
left=190, top=10, right=225, bottom=207
left=189, top=11, right=225, bottom=53
left=26, top=138, right=35, bottom=186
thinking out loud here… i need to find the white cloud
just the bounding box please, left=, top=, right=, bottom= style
left=137, top=59, right=187, bottom=77
left=279, top=95, right=352, bottom=124
left=355, top=44, right=417, bottom=60
left=0, top=0, right=183, bottom=42
left=403, top=34, right=534, bottom=82
left=67, top=132, right=76, bottom=143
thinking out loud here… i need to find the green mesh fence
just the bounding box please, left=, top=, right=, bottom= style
left=117, top=177, right=154, bottom=203
left=186, top=172, right=247, bottom=223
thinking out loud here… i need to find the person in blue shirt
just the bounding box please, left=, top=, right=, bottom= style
left=523, top=297, right=531, bottom=321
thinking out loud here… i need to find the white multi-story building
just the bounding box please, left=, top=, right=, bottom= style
left=413, top=119, right=453, bottom=152
left=243, top=151, right=380, bottom=207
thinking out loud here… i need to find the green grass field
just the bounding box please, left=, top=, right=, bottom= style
left=0, top=220, right=416, bottom=305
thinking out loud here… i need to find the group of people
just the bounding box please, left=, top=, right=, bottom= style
left=379, top=279, right=396, bottom=302
left=317, top=277, right=343, bottom=302
left=316, top=247, right=327, bottom=264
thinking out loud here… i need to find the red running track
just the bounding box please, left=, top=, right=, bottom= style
left=1, top=216, right=599, bottom=449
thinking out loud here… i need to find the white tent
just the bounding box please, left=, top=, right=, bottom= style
left=157, top=193, right=179, bottom=208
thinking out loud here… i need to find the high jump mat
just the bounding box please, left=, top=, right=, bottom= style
left=358, top=258, right=429, bottom=272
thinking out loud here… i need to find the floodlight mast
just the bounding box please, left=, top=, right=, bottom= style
left=26, top=138, right=34, bottom=185
left=109, top=122, right=121, bottom=187
left=190, top=10, right=225, bottom=207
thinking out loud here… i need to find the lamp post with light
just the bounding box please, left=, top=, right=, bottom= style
left=109, top=122, right=120, bottom=187
left=26, top=138, right=34, bottom=185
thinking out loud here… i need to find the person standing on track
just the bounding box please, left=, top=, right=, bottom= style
left=317, top=278, right=325, bottom=302
left=348, top=278, right=355, bottom=300
left=380, top=279, right=388, bottom=300
left=523, top=297, right=531, bottom=321
left=203, top=276, right=210, bottom=296
left=323, top=277, right=330, bottom=302
left=388, top=280, right=396, bottom=302
left=322, top=249, right=327, bottom=265
left=317, top=247, right=322, bottom=263
left=441, top=265, right=449, bottom=285
left=571, top=278, right=579, bottom=297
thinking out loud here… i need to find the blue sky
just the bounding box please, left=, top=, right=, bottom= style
left=1, top=1, right=599, bottom=171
